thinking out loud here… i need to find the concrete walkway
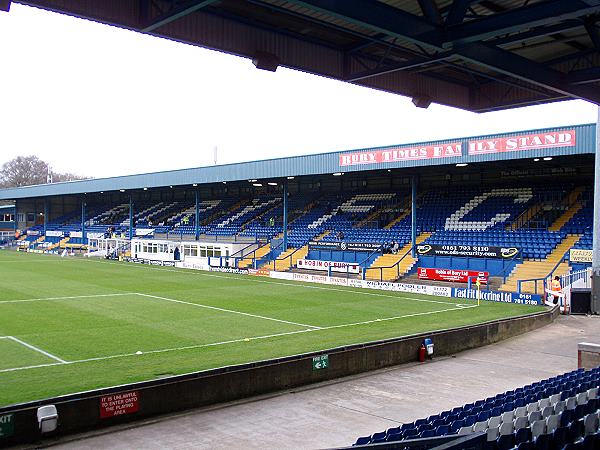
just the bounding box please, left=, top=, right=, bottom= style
left=35, top=315, right=600, bottom=450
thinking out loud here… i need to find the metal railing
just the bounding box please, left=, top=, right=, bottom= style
left=362, top=246, right=413, bottom=282
left=517, top=251, right=569, bottom=294
left=267, top=244, right=305, bottom=271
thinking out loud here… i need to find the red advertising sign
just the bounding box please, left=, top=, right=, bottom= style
left=468, top=130, right=575, bottom=155
left=100, top=391, right=139, bottom=419
left=418, top=268, right=488, bottom=284
left=339, top=143, right=462, bottom=166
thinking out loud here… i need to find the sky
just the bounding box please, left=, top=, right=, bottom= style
left=0, top=3, right=598, bottom=179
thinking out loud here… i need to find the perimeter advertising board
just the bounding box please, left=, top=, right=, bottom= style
left=297, top=259, right=360, bottom=274
left=418, top=268, right=488, bottom=284
left=417, top=244, right=519, bottom=259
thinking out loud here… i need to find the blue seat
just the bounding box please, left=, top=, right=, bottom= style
left=533, top=433, right=551, bottom=450
left=450, top=420, right=464, bottom=433
left=354, top=436, right=370, bottom=446
left=496, top=433, right=515, bottom=450
left=419, top=429, right=435, bottom=438
left=515, top=427, right=531, bottom=444
left=435, top=425, right=450, bottom=436
left=552, top=427, right=568, bottom=449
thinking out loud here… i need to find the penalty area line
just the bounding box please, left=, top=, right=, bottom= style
left=6, top=336, right=68, bottom=364
left=0, top=304, right=474, bottom=374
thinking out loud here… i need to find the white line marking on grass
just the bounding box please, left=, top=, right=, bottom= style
left=135, top=292, right=322, bottom=330
left=7, top=336, right=68, bottom=364
left=86, top=259, right=461, bottom=306
left=0, top=293, right=133, bottom=304
left=0, top=304, right=475, bottom=374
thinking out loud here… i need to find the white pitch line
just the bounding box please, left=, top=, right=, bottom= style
left=87, top=258, right=462, bottom=306
left=0, top=304, right=474, bottom=374
left=7, top=336, right=67, bottom=364
left=0, top=293, right=133, bottom=304
left=135, top=292, right=321, bottom=330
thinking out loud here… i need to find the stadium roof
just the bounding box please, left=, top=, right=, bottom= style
left=9, top=0, right=600, bottom=112
left=0, top=123, right=595, bottom=200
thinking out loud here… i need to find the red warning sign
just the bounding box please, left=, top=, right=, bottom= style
left=100, top=390, right=139, bottom=419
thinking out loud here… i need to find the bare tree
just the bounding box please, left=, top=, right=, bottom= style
left=0, top=155, right=48, bottom=188
left=0, top=156, right=89, bottom=188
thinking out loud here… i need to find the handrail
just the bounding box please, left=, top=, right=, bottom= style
left=496, top=251, right=522, bottom=284
left=362, top=245, right=413, bottom=282
left=357, top=244, right=384, bottom=268
left=229, top=241, right=259, bottom=259
left=517, top=250, right=569, bottom=294
left=269, top=244, right=304, bottom=271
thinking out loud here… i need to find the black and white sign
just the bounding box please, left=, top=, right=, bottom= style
left=417, top=244, right=519, bottom=259
left=297, top=259, right=360, bottom=274
left=308, top=241, right=381, bottom=252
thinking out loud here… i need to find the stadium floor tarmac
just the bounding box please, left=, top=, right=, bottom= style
left=24, top=314, right=600, bottom=450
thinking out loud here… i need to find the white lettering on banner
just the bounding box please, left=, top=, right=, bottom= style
left=290, top=274, right=453, bottom=298
left=70, top=231, right=83, bottom=238
left=339, top=143, right=462, bottom=166
left=468, top=130, right=576, bottom=155
left=45, top=230, right=63, bottom=237
left=297, top=259, right=360, bottom=274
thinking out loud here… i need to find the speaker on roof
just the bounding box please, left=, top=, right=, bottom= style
left=252, top=51, right=279, bottom=72
left=0, top=1, right=11, bottom=12
left=412, top=94, right=432, bottom=109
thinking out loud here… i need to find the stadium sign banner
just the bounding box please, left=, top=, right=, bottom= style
left=176, top=261, right=210, bottom=271
left=417, top=244, right=519, bottom=259
left=127, top=257, right=176, bottom=267
left=209, top=267, right=249, bottom=275
left=569, top=249, right=592, bottom=263
left=70, top=231, right=82, bottom=238
left=45, top=230, right=63, bottom=237
left=308, top=241, right=381, bottom=252
left=297, top=259, right=360, bottom=274
left=100, top=391, right=139, bottom=419
left=339, top=143, right=462, bottom=166
left=0, top=414, right=14, bottom=438
left=288, top=272, right=452, bottom=297
left=452, top=288, right=542, bottom=305
left=418, top=268, right=489, bottom=284
left=468, top=130, right=576, bottom=155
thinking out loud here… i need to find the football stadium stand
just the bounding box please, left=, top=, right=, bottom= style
left=353, top=367, right=600, bottom=449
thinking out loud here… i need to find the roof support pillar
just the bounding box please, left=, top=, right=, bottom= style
left=411, top=175, right=418, bottom=258
left=129, top=195, right=134, bottom=241
left=195, top=189, right=200, bottom=241
left=81, top=199, right=86, bottom=246
left=283, top=182, right=289, bottom=251
left=44, top=199, right=48, bottom=236
left=592, top=106, right=600, bottom=314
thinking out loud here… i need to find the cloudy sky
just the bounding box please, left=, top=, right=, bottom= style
left=1, top=3, right=598, bottom=179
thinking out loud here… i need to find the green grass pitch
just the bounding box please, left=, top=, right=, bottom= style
left=0, top=250, right=544, bottom=407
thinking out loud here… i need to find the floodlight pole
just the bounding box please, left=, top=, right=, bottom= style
left=195, top=189, right=200, bottom=241
left=411, top=175, right=418, bottom=258
left=592, top=105, right=600, bottom=314
left=129, top=195, right=134, bottom=241
left=283, top=181, right=288, bottom=250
